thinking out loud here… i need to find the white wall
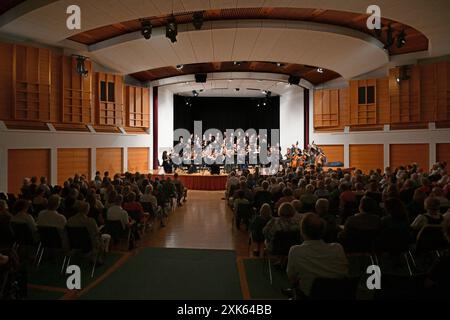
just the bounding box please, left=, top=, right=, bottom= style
left=157, top=87, right=174, bottom=163
left=280, top=86, right=304, bottom=152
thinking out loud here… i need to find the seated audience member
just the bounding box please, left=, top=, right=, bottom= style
left=173, top=173, right=187, bottom=206
left=0, top=200, right=11, bottom=219
left=411, top=197, right=443, bottom=231
left=275, top=188, right=295, bottom=211
left=11, top=199, right=38, bottom=241
left=399, top=179, right=416, bottom=204
left=141, top=185, right=158, bottom=213
left=32, top=188, right=48, bottom=215
left=287, top=213, right=349, bottom=298
left=339, top=183, right=357, bottom=223
left=291, top=200, right=305, bottom=224
left=294, top=179, right=307, bottom=199
left=263, top=203, right=300, bottom=253
left=407, top=189, right=427, bottom=223
left=226, top=172, right=240, bottom=199
left=249, top=203, right=272, bottom=257
left=365, top=181, right=382, bottom=204
left=300, top=185, right=318, bottom=212
left=106, top=195, right=131, bottom=230
left=233, top=181, right=253, bottom=203
left=67, top=201, right=110, bottom=263
left=431, top=187, right=450, bottom=213
left=315, top=199, right=338, bottom=243
left=38, top=176, right=51, bottom=197
left=314, top=180, right=330, bottom=199
left=253, top=181, right=273, bottom=211
left=122, top=192, right=144, bottom=223
left=86, top=193, right=105, bottom=226
left=379, top=197, right=411, bottom=247
left=36, top=195, right=67, bottom=230
left=339, top=196, right=381, bottom=247
left=418, top=178, right=432, bottom=195
left=233, top=190, right=251, bottom=229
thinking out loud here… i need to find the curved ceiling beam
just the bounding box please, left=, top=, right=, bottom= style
left=87, top=20, right=388, bottom=80
left=0, top=0, right=448, bottom=57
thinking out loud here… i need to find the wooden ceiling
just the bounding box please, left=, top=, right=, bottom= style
left=131, top=61, right=340, bottom=85
left=0, top=0, right=25, bottom=15
left=69, top=7, right=428, bottom=56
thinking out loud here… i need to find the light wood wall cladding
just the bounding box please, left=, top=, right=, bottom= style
left=62, top=56, right=93, bottom=124
left=313, top=89, right=339, bottom=127
left=313, top=59, right=450, bottom=131
left=0, top=43, right=13, bottom=120
left=390, top=144, right=429, bottom=172
left=319, top=145, right=344, bottom=163
left=349, top=144, right=384, bottom=173
left=57, top=148, right=90, bottom=185
left=8, top=149, right=50, bottom=195
left=128, top=147, right=149, bottom=173
left=125, top=86, right=150, bottom=128
left=95, top=72, right=124, bottom=126
left=96, top=148, right=123, bottom=175
left=437, top=143, right=450, bottom=164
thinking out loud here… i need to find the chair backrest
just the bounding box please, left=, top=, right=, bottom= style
left=272, top=229, right=302, bottom=256
left=416, top=225, right=448, bottom=253
left=104, top=220, right=125, bottom=242
left=343, top=228, right=379, bottom=253
left=10, top=222, right=34, bottom=245
left=0, top=223, right=15, bottom=248
left=126, top=210, right=141, bottom=222
left=65, top=226, right=92, bottom=252
left=309, top=277, right=360, bottom=300
left=141, top=202, right=155, bottom=216
left=37, top=226, right=63, bottom=249
left=374, top=227, right=411, bottom=253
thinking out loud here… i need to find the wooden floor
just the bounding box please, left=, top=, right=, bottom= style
left=142, top=190, right=250, bottom=257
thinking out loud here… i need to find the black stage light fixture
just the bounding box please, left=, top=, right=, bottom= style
left=384, top=24, right=394, bottom=49
left=140, top=19, right=152, bottom=40
left=74, top=55, right=88, bottom=77
left=195, top=73, right=207, bottom=83
left=288, top=75, right=300, bottom=86
left=374, top=24, right=383, bottom=38
left=396, top=30, right=406, bottom=48
left=193, top=11, right=204, bottom=30
left=192, top=90, right=199, bottom=97
left=166, top=15, right=178, bottom=43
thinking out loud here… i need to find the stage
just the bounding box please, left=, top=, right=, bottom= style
left=150, top=170, right=227, bottom=191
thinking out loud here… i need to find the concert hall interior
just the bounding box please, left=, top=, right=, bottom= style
left=0, top=0, right=450, bottom=302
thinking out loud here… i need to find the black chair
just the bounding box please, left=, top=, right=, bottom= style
left=309, top=276, right=360, bottom=300
left=65, top=226, right=97, bottom=278
left=0, top=224, right=15, bottom=249
left=412, top=225, right=448, bottom=269
left=36, top=226, right=66, bottom=271
left=104, top=220, right=131, bottom=250
left=234, top=203, right=254, bottom=230
left=10, top=222, right=35, bottom=247
left=267, top=229, right=302, bottom=284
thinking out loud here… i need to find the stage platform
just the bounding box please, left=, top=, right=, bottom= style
left=150, top=170, right=227, bottom=191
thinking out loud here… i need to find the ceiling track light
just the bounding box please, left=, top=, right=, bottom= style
left=166, top=15, right=178, bottom=43
left=73, top=55, right=88, bottom=77
left=192, top=11, right=204, bottom=30
left=396, top=29, right=406, bottom=48
left=317, top=68, right=324, bottom=73
left=192, top=90, right=199, bottom=97
left=140, top=19, right=152, bottom=40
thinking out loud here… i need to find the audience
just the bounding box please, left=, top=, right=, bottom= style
left=11, top=199, right=38, bottom=241
left=411, top=197, right=443, bottom=231
left=287, top=213, right=349, bottom=298
left=263, top=203, right=300, bottom=253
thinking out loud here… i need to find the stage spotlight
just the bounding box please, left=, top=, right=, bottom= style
left=235, top=88, right=240, bottom=92
left=176, top=64, right=184, bottom=70
left=288, top=75, right=300, bottom=86
left=140, top=19, right=152, bottom=40
left=166, top=15, right=178, bottom=43
left=263, top=101, right=267, bottom=106
left=192, top=90, right=199, bottom=97
left=261, top=90, right=268, bottom=95
left=317, top=68, right=324, bottom=73
left=233, top=61, right=242, bottom=66
left=193, top=11, right=204, bottom=30
left=384, top=24, right=394, bottom=49
left=396, top=30, right=406, bottom=48
left=276, top=62, right=285, bottom=67
left=74, top=55, right=88, bottom=77
left=396, top=77, right=401, bottom=84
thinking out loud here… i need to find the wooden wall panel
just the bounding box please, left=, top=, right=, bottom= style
left=377, top=77, right=390, bottom=124
left=127, top=147, right=149, bottom=173
left=390, top=144, right=429, bottom=172
left=349, top=144, right=384, bottom=173
left=320, top=145, right=344, bottom=164
left=338, top=87, right=350, bottom=128
left=437, top=143, right=450, bottom=165
left=57, top=148, right=90, bottom=185
left=95, top=72, right=124, bottom=126
left=313, top=89, right=339, bottom=128
left=125, top=86, right=150, bottom=128
left=96, top=148, right=123, bottom=175
left=8, top=149, right=50, bottom=195
left=0, top=42, right=13, bottom=120
left=420, top=63, right=437, bottom=122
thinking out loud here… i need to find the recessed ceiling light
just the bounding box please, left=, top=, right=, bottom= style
left=317, top=68, right=324, bottom=73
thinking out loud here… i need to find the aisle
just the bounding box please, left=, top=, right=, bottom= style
left=142, top=191, right=250, bottom=256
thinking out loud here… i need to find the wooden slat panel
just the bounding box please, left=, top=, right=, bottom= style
left=319, top=145, right=344, bottom=164
left=127, top=147, right=149, bottom=173
left=57, top=148, right=90, bottom=185
left=377, top=77, right=390, bottom=124
left=0, top=42, right=13, bottom=120
left=437, top=143, right=450, bottom=165
left=8, top=149, right=50, bottom=195
left=420, top=63, right=437, bottom=122
left=96, top=148, right=123, bottom=176
left=349, top=144, right=384, bottom=173
left=390, top=144, right=429, bottom=172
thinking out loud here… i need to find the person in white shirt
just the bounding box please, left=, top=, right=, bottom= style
left=37, top=195, right=66, bottom=230
left=287, top=213, right=349, bottom=297
left=11, top=199, right=38, bottom=242
left=106, top=195, right=130, bottom=230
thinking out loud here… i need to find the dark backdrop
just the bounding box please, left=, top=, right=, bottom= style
left=173, top=95, right=280, bottom=135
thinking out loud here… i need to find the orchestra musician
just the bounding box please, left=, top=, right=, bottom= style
left=162, top=150, right=173, bottom=174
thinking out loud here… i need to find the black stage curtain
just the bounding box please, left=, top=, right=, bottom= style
left=173, top=95, right=280, bottom=136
